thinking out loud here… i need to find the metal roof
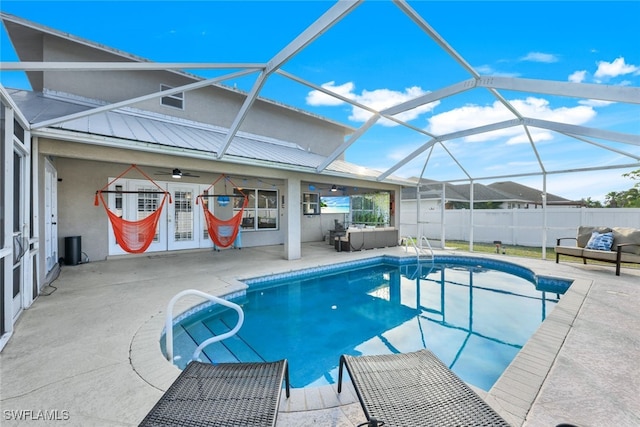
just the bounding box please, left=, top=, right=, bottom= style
left=487, top=182, right=569, bottom=204
left=9, top=88, right=397, bottom=182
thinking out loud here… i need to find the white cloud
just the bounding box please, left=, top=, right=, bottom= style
left=594, top=57, right=639, bottom=79
left=521, top=52, right=559, bottom=63
left=475, top=64, right=495, bottom=74
left=305, top=81, right=355, bottom=106
left=568, top=70, right=587, bottom=83
left=426, top=97, right=596, bottom=144
left=475, top=64, right=520, bottom=78
left=579, top=99, right=613, bottom=107
left=306, top=82, right=440, bottom=127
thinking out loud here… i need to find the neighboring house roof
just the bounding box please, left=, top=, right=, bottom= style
left=402, top=178, right=572, bottom=204
left=10, top=88, right=409, bottom=184
left=488, top=181, right=572, bottom=204
left=403, top=180, right=506, bottom=202
left=450, top=183, right=515, bottom=203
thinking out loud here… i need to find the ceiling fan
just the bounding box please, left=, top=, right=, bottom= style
left=155, top=168, right=200, bottom=178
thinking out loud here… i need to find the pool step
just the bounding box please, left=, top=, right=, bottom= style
left=180, top=318, right=263, bottom=364
left=202, top=318, right=265, bottom=363
left=170, top=325, right=205, bottom=368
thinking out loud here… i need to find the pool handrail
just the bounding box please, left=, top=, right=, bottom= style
left=165, top=289, right=244, bottom=363
left=404, top=235, right=435, bottom=268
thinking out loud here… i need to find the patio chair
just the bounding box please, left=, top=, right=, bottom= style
left=338, top=349, right=510, bottom=426
left=139, top=359, right=290, bottom=427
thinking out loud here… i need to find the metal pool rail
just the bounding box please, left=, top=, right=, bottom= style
left=165, top=289, right=244, bottom=363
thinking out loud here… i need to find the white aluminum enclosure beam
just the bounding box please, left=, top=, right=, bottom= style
left=282, top=70, right=477, bottom=172
left=393, top=0, right=478, bottom=77
left=382, top=79, right=477, bottom=116
left=415, top=162, right=640, bottom=185
left=316, top=114, right=381, bottom=172
left=478, top=76, right=640, bottom=104
left=523, top=124, right=547, bottom=174
left=560, top=133, right=640, bottom=161
left=31, top=69, right=258, bottom=129
left=378, top=115, right=640, bottom=181
left=377, top=119, right=523, bottom=181
left=525, top=118, right=640, bottom=146
left=0, top=61, right=266, bottom=71
left=216, top=0, right=364, bottom=159
left=394, top=1, right=525, bottom=122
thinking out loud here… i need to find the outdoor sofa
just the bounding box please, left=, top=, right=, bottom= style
left=555, top=226, right=640, bottom=276
left=335, top=226, right=399, bottom=252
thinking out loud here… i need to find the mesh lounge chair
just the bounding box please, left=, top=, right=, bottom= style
left=139, top=360, right=290, bottom=427
left=338, top=349, right=510, bottom=427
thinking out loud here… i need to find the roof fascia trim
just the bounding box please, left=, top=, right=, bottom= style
left=0, top=84, right=30, bottom=125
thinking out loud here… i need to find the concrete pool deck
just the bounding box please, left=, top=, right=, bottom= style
left=1, top=242, right=638, bottom=426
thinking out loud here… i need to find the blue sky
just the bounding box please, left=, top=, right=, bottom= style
left=1, top=1, right=639, bottom=202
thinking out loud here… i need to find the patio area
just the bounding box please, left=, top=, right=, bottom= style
left=0, top=242, right=638, bottom=426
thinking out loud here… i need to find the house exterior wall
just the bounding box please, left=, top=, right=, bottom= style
left=39, top=143, right=289, bottom=261
left=38, top=138, right=401, bottom=261
left=40, top=35, right=350, bottom=158
left=301, top=213, right=348, bottom=243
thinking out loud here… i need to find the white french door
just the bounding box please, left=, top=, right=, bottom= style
left=106, top=178, right=167, bottom=255
left=44, top=159, right=58, bottom=272
left=107, top=179, right=211, bottom=255
left=12, top=150, right=27, bottom=319
left=167, top=182, right=202, bottom=251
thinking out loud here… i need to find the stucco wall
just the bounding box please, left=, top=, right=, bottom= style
left=39, top=137, right=402, bottom=261
left=51, top=157, right=293, bottom=261
left=41, top=35, right=350, bottom=158
left=54, top=158, right=121, bottom=262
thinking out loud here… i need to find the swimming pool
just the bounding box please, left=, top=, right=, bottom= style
left=164, top=255, right=572, bottom=391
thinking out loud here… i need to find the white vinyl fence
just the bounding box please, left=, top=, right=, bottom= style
left=400, top=204, right=640, bottom=248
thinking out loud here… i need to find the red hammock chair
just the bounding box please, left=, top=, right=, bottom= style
left=94, top=164, right=171, bottom=254
left=196, top=175, right=248, bottom=249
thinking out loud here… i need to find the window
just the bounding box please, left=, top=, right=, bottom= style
left=351, top=194, right=390, bottom=226
left=136, top=187, right=160, bottom=243
left=302, top=192, right=319, bottom=215
left=160, top=84, right=184, bottom=109
left=234, top=188, right=278, bottom=230
left=173, top=190, right=193, bottom=241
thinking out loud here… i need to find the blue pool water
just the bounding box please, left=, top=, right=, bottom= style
left=165, top=255, right=572, bottom=390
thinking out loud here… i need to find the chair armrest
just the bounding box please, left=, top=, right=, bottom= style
left=615, top=242, right=640, bottom=253
left=556, top=237, right=577, bottom=246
